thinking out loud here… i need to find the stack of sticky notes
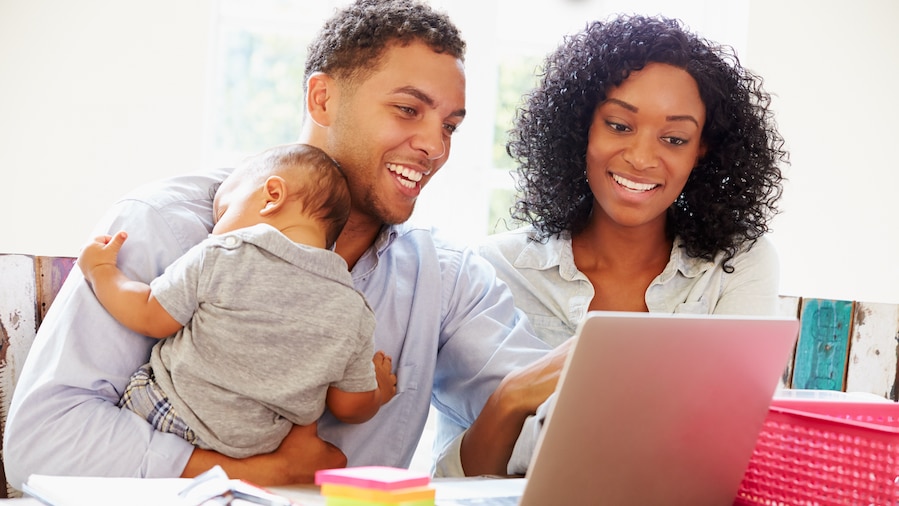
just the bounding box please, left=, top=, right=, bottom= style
left=314, top=466, right=436, bottom=506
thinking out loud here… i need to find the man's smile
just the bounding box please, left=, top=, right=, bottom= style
left=388, top=163, right=429, bottom=189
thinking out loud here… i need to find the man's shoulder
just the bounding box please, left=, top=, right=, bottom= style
left=390, top=221, right=467, bottom=254
left=119, top=167, right=233, bottom=210
left=100, top=168, right=233, bottom=267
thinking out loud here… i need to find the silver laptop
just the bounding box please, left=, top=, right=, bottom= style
left=440, top=311, right=798, bottom=505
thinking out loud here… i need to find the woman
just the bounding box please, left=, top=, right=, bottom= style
left=481, top=15, right=788, bottom=349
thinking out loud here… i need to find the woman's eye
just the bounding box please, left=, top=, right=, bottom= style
left=606, top=121, right=629, bottom=132
left=664, top=136, right=688, bottom=146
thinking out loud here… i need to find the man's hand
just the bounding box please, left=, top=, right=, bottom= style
left=181, top=422, right=347, bottom=486
left=460, top=338, right=574, bottom=476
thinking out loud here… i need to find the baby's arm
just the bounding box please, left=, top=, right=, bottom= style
left=77, top=231, right=182, bottom=338
left=326, top=351, right=397, bottom=424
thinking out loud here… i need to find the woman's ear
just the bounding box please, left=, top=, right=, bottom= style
left=260, top=176, right=287, bottom=216
left=306, top=72, right=336, bottom=128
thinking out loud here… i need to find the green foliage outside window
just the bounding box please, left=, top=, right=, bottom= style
left=487, top=55, right=542, bottom=234
left=213, top=30, right=308, bottom=153
left=491, top=55, right=542, bottom=170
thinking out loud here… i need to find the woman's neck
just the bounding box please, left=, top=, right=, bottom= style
left=572, top=214, right=672, bottom=274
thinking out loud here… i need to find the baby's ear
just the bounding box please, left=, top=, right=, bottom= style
left=260, top=176, right=287, bottom=215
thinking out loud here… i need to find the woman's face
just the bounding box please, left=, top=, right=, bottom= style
left=585, top=62, right=706, bottom=233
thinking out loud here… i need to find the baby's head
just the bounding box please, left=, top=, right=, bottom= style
left=212, top=143, right=351, bottom=249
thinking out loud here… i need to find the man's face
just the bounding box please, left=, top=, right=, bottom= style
left=325, top=41, right=466, bottom=225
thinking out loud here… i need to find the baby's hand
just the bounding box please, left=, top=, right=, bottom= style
left=76, top=231, right=128, bottom=284
left=373, top=351, right=397, bottom=405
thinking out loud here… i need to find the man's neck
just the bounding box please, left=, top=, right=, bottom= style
left=334, top=212, right=384, bottom=270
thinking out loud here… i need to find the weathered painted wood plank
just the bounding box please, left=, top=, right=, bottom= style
left=776, top=295, right=802, bottom=387
left=0, top=254, right=38, bottom=499
left=790, top=298, right=854, bottom=391
left=845, top=301, right=899, bottom=400
left=36, top=256, right=75, bottom=324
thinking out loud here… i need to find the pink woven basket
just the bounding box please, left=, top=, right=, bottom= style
left=736, top=397, right=899, bottom=505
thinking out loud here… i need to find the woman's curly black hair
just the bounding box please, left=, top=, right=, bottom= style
left=507, top=15, right=787, bottom=267
left=304, top=0, right=465, bottom=89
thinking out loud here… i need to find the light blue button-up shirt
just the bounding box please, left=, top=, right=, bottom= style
left=3, top=169, right=550, bottom=489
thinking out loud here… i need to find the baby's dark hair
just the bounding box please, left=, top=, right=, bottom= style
left=507, top=15, right=787, bottom=268
left=255, top=144, right=351, bottom=249
left=283, top=145, right=349, bottom=249
left=304, top=0, right=465, bottom=90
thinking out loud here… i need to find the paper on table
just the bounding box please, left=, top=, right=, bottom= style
left=22, top=474, right=524, bottom=506
left=22, top=475, right=193, bottom=506
left=432, top=477, right=526, bottom=501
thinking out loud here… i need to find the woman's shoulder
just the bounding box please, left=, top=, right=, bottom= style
left=479, top=225, right=572, bottom=271
left=480, top=224, right=540, bottom=249
left=734, top=235, right=779, bottom=265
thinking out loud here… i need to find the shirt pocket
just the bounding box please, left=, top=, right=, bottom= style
left=526, top=314, right=577, bottom=348
left=395, top=363, right=418, bottom=396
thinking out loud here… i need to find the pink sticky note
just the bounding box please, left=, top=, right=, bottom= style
left=314, top=466, right=430, bottom=491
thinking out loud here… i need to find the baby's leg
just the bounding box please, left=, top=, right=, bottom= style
left=119, top=364, right=204, bottom=446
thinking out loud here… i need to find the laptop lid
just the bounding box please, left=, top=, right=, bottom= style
left=520, top=311, right=798, bottom=506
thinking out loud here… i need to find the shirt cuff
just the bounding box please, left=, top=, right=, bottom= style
left=507, top=392, right=556, bottom=475
left=432, top=431, right=466, bottom=478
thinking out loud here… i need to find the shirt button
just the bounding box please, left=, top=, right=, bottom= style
left=224, top=236, right=238, bottom=246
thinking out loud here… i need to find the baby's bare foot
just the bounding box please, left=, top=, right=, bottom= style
left=373, top=351, right=397, bottom=404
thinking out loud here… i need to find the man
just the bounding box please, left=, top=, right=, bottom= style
left=4, top=0, right=562, bottom=488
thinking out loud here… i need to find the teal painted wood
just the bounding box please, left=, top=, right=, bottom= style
left=791, top=298, right=854, bottom=391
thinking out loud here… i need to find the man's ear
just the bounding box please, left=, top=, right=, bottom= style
left=260, top=176, right=287, bottom=216
left=306, top=72, right=336, bottom=127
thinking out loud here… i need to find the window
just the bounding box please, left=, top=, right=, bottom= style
left=204, top=0, right=748, bottom=242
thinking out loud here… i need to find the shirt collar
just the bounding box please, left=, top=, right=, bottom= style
left=374, top=223, right=400, bottom=255
left=512, top=227, right=715, bottom=281
left=660, top=236, right=716, bottom=280
left=512, top=228, right=583, bottom=281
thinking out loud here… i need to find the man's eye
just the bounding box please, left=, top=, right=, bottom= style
left=397, top=106, right=417, bottom=116
left=443, top=123, right=458, bottom=135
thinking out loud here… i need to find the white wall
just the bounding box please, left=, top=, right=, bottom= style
left=1, top=0, right=897, bottom=304
left=0, top=0, right=212, bottom=257
left=746, top=0, right=899, bottom=304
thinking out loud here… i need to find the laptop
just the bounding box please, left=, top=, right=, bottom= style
left=440, top=311, right=798, bottom=506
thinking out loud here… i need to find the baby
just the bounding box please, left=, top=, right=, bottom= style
left=77, top=143, right=395, bottom=458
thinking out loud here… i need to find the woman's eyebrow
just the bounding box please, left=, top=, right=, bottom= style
left=603, top=98, right=699, bottom=127
left=603, top=97, right=637, bottom=113
left=666, top=114, right=700, bottom=127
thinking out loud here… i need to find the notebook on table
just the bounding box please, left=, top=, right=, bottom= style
left=442, top=311, right=798, bottom=506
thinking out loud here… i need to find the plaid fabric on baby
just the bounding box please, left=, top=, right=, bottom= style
left=119, top=363, right=202, bottom=446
